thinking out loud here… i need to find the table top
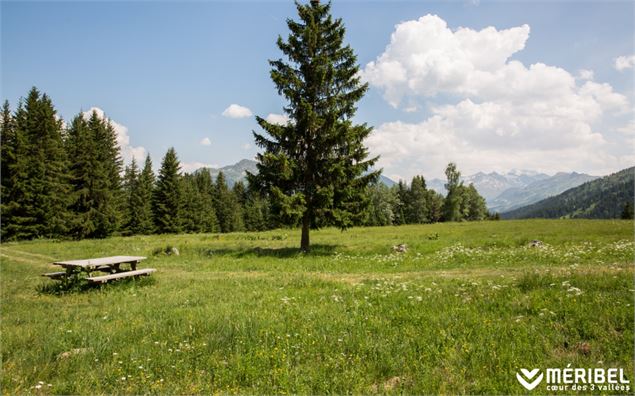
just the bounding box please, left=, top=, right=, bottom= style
left=53, top=256, right=147, bottom=268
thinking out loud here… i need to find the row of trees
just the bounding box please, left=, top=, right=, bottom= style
left=1, top=87, right=490, bottom=241
left=364, top=164, right=489, bottom=227
left=0, top=88, right=272, bottom=241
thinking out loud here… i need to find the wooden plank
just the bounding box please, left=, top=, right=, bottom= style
left=53, top=256, right=147, bottom=269
left=86, top=268, right=156, bottom=283
left=42, top=271, right=67, bottom=279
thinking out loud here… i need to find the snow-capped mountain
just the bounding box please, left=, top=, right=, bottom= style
left=427, top=170, right=550, bottom=201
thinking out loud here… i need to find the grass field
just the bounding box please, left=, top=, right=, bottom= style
left=1, top=219, right=633, bottom=394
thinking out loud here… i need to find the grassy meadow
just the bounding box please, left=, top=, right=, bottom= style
left=1, top=219, right=633, bottom=394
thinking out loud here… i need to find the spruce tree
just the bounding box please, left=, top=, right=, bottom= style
left=153, top=147, right=182, bottom=233
left=67, top=110, right=122, bottom=238
left=214, top=172, right=243, bottom=233
left=194, top=170, right=219, bottom=233
left=180, top=173, right=204, bottom=233
left=249, top=0, right=378, bottom=251
left=1, top=100, right=15, bottom=204
left=66, top=113, right=96, bottom=238
left=1, top=100, right=17, bottom=240
left=4, top=88, right=70, bottom=239
left=122, top=158, right=140, bottom=234
left=135, top=155, right=156, bottom=234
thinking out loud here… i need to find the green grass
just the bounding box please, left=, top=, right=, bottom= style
left=1, top=219, right=633, bottom=394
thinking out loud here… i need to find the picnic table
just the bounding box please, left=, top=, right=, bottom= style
left=43, top=256, right=156, bottom=284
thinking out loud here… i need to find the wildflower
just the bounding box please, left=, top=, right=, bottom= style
left=121, top=377, right=126, bottom=381
left=35, top=384, right=42, bottom=389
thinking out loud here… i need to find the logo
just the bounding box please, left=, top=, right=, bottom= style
left=515, top=365, right=631, bottom=392
left=516, top=368, right=544, bottom=390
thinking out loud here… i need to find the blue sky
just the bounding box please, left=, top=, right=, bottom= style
left=2, top=1, right=634, bottom=180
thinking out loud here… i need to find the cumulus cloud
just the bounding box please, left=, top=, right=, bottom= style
left=265, top=113, right=290, bottom=125
left=181, top=162, right=219, bottom=173
left=578, top=69, right=594, bottom=80
left=82, top=107, right=146, bottom=165
left=222, top=104, right=252, bottom=118
left=200, top=137, right=211, bottom=146
left=614, top=54, right=635, bottom=71
left=361, top=15, right=631, bottom=178
left=242, top=143, right=252, bottom=150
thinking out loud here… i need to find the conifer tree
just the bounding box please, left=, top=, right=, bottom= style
left=66, top=110, right=122, bottom=238
left=135, top=155, right=156, bottom=234
left=153, top=147, right=182, bottom=233
left=1, top=100, right=15, bottom=204
left=122, top=158, right=140, bottom=234
left=249, top=0, right=378, bottom=251
left=214, top=172, right=243, bottom=233
left=193, top=170, right=219, bottom=233
left=180, top=173, right=206, bottom=233
left=4, top=88, right=69, bottom=239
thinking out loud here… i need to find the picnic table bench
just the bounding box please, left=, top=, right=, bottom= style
left=43, top=256, right=156, bottom=284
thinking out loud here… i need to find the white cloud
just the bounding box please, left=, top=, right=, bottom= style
left=265, top=113, right=290, bottom=125
left=242, top=143, right=252, bottom=150
left=82, top=107, right=146, bottom=165
left=181, top=162, right=219, bottom=173
left=222, top=104, right=252, bottom=118
left=614, top=54, right=635, bottom=71
left=200, top=137, right=211, bottom=146
left=578, top=69, right=594, bottom=80
left=361, top=15, right=632, bottom=179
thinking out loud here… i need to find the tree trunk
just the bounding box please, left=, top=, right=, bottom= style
left=300, top=213, right=310, bottom=252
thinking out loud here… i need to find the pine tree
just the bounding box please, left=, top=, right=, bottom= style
left=180, top=173, right=205, bottom=233
left=1, top=100, right=15, bottom=204
left=249, top=0, right=378, bottom=251
left=4, top=88, right=70, bottom=239
left=67, top=110, right=122, bottom=238
left=1, top=100, right=17, bottom=240
left=135, top=155, right=156, bottom=234
left=122, top=158, right=140, bottom=234
left=214, top=172, right=243, bottom=233
left=66, top=113, right=96, bottom=238
left=153, top=147, right=182, bottom=233
left=193, top=170, right=218, bottom=233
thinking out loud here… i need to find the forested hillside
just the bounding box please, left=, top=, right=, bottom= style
left=502, top=167, right=634, bottom=219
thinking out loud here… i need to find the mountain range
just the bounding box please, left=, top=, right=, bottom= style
left=502, top=167, right=634, bottom=219
left=199, top=159, right=605, bottom=214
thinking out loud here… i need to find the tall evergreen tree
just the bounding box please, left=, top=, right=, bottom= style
left=180, top=173, right=204, bottom=233
left=66, top=110, right=122, bottom=238
left=135, top=155, right=156, bottom=234
left=3, top=88, right=70, bottom=239
left=214, top=172, right=243, bottom=233
left=193, top=170, right=219, bottom=233
left=249, top=0, right=378, bottom=251
left=122, top=158, right=140, bottom=234
left=153, top=148, right=182, bottom=233
left=1, top=100, right=15, bottom=204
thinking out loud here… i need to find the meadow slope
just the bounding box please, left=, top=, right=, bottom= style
left=1, top=220, right=633, bottom=394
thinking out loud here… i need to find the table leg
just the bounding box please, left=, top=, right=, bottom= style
left=131, top=261, right=137, bottom=271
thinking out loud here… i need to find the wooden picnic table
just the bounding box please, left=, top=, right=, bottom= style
left=44, top=256, right=155, bottom=284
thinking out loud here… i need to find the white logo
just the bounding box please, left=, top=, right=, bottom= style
left=516, top=368, right=544, bottom=390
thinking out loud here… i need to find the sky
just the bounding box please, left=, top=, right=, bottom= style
left=2, top=0, right=634, bottom=181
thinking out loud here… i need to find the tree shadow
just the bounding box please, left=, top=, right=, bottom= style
left=37, top=276, right=155, bottom=296
left=197, top=244, right=338, bottom=258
